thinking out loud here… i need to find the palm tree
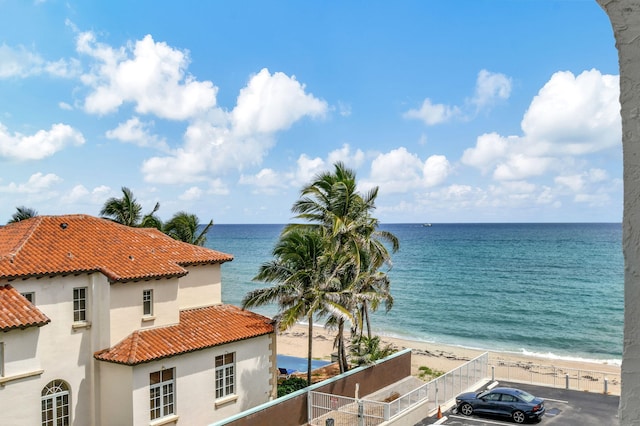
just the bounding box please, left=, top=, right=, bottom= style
left=163, top=212, right=213, bottom=246
left=287, top=162, right=399, bottom=372
left=100, top=187, right=143, bottom=226
left=8, top=206, right=38, bottom=223
left=349, top=335, right=396, bottom=366
left=100, top=187, right=162, bottom=229
left=242, top=227, right=353, bottom=385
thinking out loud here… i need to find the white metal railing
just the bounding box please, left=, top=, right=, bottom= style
left=491, top=359, right=621, bottom=395
left=308, top=352, right=490, bottom=425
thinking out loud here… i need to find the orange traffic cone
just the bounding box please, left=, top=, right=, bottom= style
left=437, top=405, right=442, bottom=419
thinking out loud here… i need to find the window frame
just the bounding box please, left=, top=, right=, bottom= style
left=143, top=289, right=153, bottom=316
left=215, top=353, right=235, bottom=399
left=149, top=368, right=175, bottom=420
left=72, top=287, right=87, bottom=322
left=41, top=380, right=70, bottom=426
left=21, top=292, right=35, bottom=304
left=0, top=342, right=4, bottom=377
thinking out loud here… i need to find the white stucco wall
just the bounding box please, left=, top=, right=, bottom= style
left=97, top=361, right=133, bottom=426
left=121, top=335, right=274, bottom=426
left=109, top=279, right=180, bottom=345
left=177, top=264, right=222, bottom=309
left=0, top=274, right=102, bottom=425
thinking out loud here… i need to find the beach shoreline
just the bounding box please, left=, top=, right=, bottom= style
left=277, top=323, right=622, bottom=381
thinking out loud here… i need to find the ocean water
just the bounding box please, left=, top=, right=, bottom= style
left=206, top=223, right=623, bottom=365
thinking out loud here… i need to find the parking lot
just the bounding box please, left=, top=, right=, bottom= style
left=416, top=381, right=619, bottom=426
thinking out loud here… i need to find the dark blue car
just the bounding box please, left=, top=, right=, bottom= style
left=455, top=387, right=545, bottom=424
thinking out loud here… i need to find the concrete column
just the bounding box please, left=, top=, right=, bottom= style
left=597, top=1, right=640, bottom=424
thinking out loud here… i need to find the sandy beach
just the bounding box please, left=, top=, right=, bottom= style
left=277, top=323, right=621, bottom=393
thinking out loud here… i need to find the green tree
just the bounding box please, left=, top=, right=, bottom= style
left=8, top=206, right=38, bottom=223
left=287, top=162, right=399, bottom=372
left=242, top=227, right=352, bottom=386
left=163, top=212, right=213, bottom=246
left=349, top=335, right=396, bottom=366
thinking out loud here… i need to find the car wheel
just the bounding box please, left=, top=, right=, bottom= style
left=460, top=403, right=473, bottom=416
left=512, top=410, right=526, bottom=424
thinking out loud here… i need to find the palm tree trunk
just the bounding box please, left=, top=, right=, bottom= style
left=363, top=303, right=372, bottom=339
left=337, top=319, right=349, bottom=373
left=307, top=314, right=313, bottom=385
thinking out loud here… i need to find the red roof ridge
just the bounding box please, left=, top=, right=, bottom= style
left=94, top=304, right=274, bottom=365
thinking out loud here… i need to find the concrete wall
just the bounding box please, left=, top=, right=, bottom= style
left=596, top=1, right=640, bottom=424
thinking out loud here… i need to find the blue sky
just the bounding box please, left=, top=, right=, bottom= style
left=0, top=1, right=621, bottom=224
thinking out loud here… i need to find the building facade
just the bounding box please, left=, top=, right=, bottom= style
left=0, top=215, right=276, bottom=426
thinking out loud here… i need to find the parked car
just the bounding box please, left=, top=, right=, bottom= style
left=455, top=387, right=545, bottom=424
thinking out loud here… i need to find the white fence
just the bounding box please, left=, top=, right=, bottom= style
left=307, top=352, right=489, bottom=425
left=491, top=359, right=621, bottom=395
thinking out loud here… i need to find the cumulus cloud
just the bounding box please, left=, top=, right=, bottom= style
left=232, top=68, right=327, bottom=135
left=404, top=69, right=511, bottom=125
left=461, top=70, right=620, bottom=182
left=179, top=186, right=203, bottom=200
left=0, top=122, right=85, bottom=160
left=469, top=69, right=512, bottom=110
left=0, top=43, right=80, bottom=78
left=77, top=32, right=218, bottom=120
left=0, top=172, right=61, bottom=193
left=106, top=117, right=169, bottom=151
left=364, top=147, right=452, bottom=193
left=403, top=99, right=460, bottom=125
left=142, top=69, right=328, bottom=184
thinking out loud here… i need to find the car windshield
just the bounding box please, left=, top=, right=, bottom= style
left=477, top=390, right=490, bottom=399
left=514, top=389, right=536, bottom=402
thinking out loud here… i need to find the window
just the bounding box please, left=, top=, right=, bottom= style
left=215, top=353, right=235, bottom=399
left=73, top=288, right=87, bottom=322
left=21, top=292, right=35, bottom=304
left=150, top=368, right=174, bottom=420
left=41, top=380, right=70, bottom=426
left=143, top=289, right=153, bottom=316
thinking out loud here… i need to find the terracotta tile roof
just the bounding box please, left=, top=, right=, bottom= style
left=0, top=284, right=50, bottom=331
left=0, top=215, right=233, bottom=283
left=94, top=305, right=274, bottom=365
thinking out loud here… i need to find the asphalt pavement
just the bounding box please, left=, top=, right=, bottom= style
left=415, top=381, right=619, bottom=426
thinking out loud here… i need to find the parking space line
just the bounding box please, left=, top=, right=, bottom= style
left=448, top=414, right=514, bottom=425
left=543, top=397, right=569, bottom=403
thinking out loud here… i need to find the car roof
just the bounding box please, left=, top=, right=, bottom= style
left=491, top=387, right=525, bottom=395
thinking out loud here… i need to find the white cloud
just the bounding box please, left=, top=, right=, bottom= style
left=142, top=69, right=328, bottom=184
left=292, top=154, right=326, bottom=186
left=239, top=168, right=287, bottom=194
left=327, top=144, right=365, bottom=169
left=0, top=122, right=85, bottom=160
left=78, top=32, right=218, bottom=120
left=0, top=43, right=79, bottom=79
left=0, top=172, right=61, bottom=193
left=470, top=69, right=512, bottom=109
left=521, top=69, right=620, bottom=155
left=206, top=179, right=229, bottom=195
left=106, top=117, right=169, bottom=151
left=232, top=68, right=327, bottom=135
left=461, top=69, right=620, bottom=182
left=423, top=155, right=452, bottom=187
left=403, top=98, right=459, bottom=125
left=179, top=186, right=203, bottom=201
left=62, top=184, right=90, bottom=203
left=365, top=147, right=451, bottom=193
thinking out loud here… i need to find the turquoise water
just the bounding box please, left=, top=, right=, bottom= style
left=206, top=223, right=623, bottom=364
